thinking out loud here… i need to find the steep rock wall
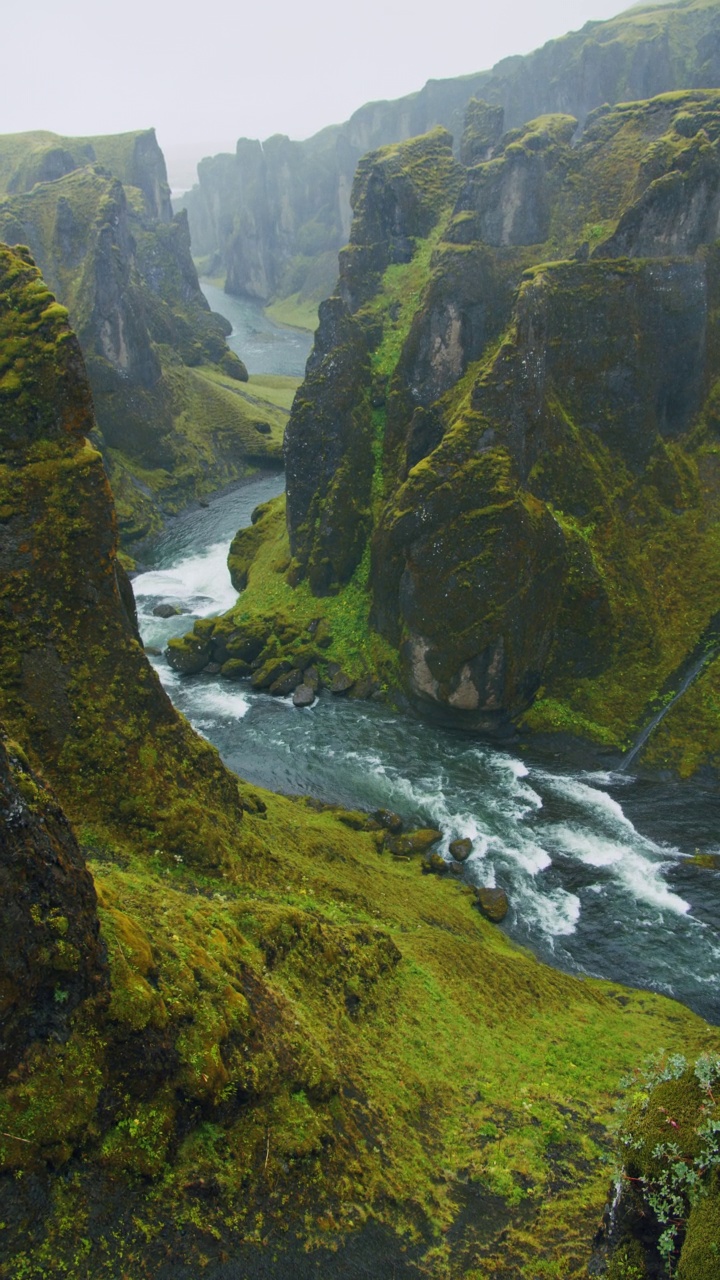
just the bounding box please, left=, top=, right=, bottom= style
left=0, top=131, right=279, bottom=544
left=279, top=90, right=720, bottom=758
left=0, top=244, right=247, bottom=863
left=183, top=0, right=720, bottom=309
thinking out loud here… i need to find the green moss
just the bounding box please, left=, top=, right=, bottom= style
left=265, top=293, right=319, bottom=332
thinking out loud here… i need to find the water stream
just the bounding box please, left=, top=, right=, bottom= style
left=131, top=296, right=720, bottom=1025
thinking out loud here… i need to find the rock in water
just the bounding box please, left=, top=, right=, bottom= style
left=373, top=809, right=404, bottom=833
left=329, top=670, right=355, bottom=695
left=449, top=838, right=473, bottom=861
left=153, top=602, right=181, bottom=618
left=385, top=828, right=443, bottom=856
left=293, top=683, right=316, bottom=707
left=269, top=668, right=303, bottom=696
left=476, top=887, right=509, bottom=922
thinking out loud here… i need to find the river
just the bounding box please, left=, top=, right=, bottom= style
left=132, top=300, right=720, bottom=1026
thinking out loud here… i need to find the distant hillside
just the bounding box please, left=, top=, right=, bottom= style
left=0, top=130, right=285, bottom=545
left=181, top=0, right=720, bottom=323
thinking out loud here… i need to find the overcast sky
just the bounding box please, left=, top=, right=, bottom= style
left=3, top=0, right=641, bottom=186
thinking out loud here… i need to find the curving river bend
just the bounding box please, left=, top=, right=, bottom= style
left=132, top=294, right=720, bottom=1025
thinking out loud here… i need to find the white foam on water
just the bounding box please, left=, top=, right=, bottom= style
left=549, top=825, right=624, bottom=868
left=134, top=541, right=237, bottom=616
left=547, top=822, right=690, bottom=916
left=486, top=752, right=543, bottom=819
left=506, top=838, right=553, bottom=876
left=182, top=684, right=251, bottom=721
left=520, top=883, right=581, bottom=938
left=541, top=773, right=634, bottom=833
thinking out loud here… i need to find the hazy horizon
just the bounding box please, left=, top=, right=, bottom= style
left=2, top=0, right=660, bottom=188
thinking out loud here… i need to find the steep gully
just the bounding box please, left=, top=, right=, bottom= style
left=132, top=291, right=720, bottom=1024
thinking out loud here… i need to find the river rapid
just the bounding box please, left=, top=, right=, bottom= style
left=132, top=297, right=720, bottom=1026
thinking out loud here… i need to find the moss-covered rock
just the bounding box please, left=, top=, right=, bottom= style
left=0, top=130, right=284, bottom=544
left=266, top=91, right=720, bottom=765
left=0, top=731, right=108, bottom=1080
left=183, top=0, right=720, bottom=315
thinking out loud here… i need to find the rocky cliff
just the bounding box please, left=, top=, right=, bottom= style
left=1, top=242, right=714, bottom=1280
left=0, top=130, right=284, bottom=545
left=194, top=89, right=716, bottom=775
left=183, top=0, right=720, bottom=318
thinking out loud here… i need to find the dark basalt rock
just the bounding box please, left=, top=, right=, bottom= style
left=373, top=809, right=404, bottom=834
left=292, top=683, right=316, bottom=708
left=385, top=828, right=443, bottom=857
left=251, top=658, right=293, bottom=690
left=0, top=733, right=108, bottom=1082
left=153, top=602, right=181, bottom=618
left=449, top=838, right=473, bottom=862
left=166, top=635, right=212, bottom=675
left=329, top=670, right=355, bottom=695
left=220, top=658, right=252, bottom=680
left=475, top=888, right=509, bottom=922
left=269, top=668, right=304, bottom=696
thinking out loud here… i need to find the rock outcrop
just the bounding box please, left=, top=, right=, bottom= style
left=0, top=244, right=246, bottom=862
left=182, top=0, right=720, bottom=313
left=275, top=90, right=720, bottom=765
left=0, top=732, right=108, bottom=1081
left=0, top=130, right=280, bottom=544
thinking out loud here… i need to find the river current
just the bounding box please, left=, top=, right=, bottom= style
left=132, top=295, right=720, bottom=1025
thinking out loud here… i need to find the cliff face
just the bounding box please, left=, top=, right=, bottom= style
left=183, top=0, right=720, bottom=312
left=0, top=130, right=281, bottom=545
left=0, top=244, right=246, bottom=862
left=276, top=90, right=720, bottom=766
left=0, top=731, right=108, bottom=1082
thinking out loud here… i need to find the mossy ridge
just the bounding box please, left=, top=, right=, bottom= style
left=185, top=0, right=720, bottom=315
left=275, top=90, right=720, bottom=760
left=0, top=129, right=271, bottom=546
left=0, top=245, right=253, bottom=867
left=221, top=493, right=398, bottom=686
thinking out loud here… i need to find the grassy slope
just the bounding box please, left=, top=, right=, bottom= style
left=4, top=791, right=717, bottom=1278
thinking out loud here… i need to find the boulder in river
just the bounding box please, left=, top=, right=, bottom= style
left=349, top=676, right=380, bottom=700
left=373, top=809, right=403, bottom=834
left=251, top=658, right=293, bottom=690
left=293, top=684, right=316, bottom=708
left=422, top=852, right=450, bottom=875
left=220, top=658, right=252, bottom=679
left=386, top=828, right=442, bottom=857
left=329, top=670, right=354, bottom=695
left=270, top=668, right=304, bottom=696
left=475, top=887, right=509, bottom=922
left=449, top=838, right=473, bottom=862
left=166, top=635, right=212, bottom=675
left=153, top=602, right=181, bottom=618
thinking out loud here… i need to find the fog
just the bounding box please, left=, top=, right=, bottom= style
left=3, top=0, right=649, bottom=187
